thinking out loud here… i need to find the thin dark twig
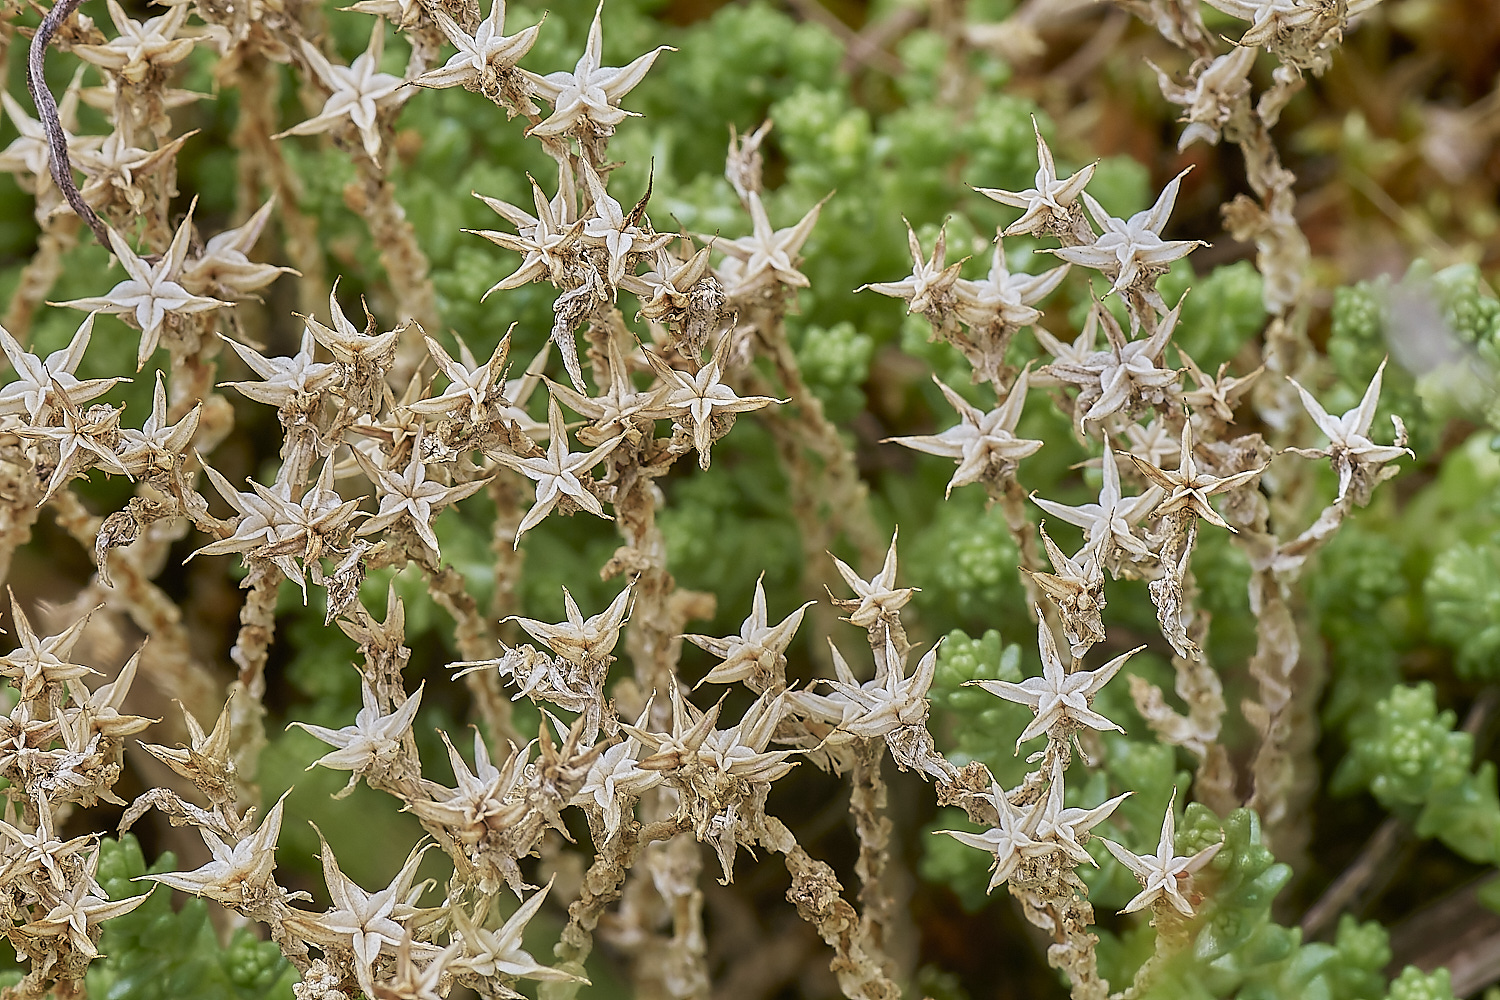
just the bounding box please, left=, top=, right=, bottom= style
left=26, top=0, right=113, bottom=248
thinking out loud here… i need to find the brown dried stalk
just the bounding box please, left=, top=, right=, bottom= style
left=25, top=0, right=110, bottom=249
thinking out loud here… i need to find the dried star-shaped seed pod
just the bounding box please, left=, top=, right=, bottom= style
left=1150, top=45, right=1257, bottom=151
left=1029, top=757, right=1130, bottom=867
left=641, top=333, right=782, bottom=470
left=969, top=611, right=1141, bottom=753
left=0, top=590, right=98, bottom=703
left=935, top=779, right=1046, bottom=891
left=66, top=645, right=153, bottom=739
left=1050, top=170, right=1204, bottom=299
left=409, top=0, right=542, bottom=116
left=828, top=529, right=916, bottom=630
left=1099, top=791, right=1223, bottom=915
left=116, top=372, right=201, bottom=485
left=140, top=694, right=237, bottom=801
left=520, top=2, right=672, bottom=142
left=1129, top=420, right=1264, bottom=531
left=407, top=727, right=527, bottom=849
left=355, top=432, right=489, bottom=558
left=136, top=792, right=290, bottom=907
left=683, top=574, right=812, bottom=692
left=1285, top=358, right=1412, bottom=505
left=578, top=157, right=670, bottom=289
left=1041, top=298, right=1184, bottom=430
left=15, top=387, right=131, bottom=504
left=177, top=198, right=297, bottom=301
left=406, top=330, right=513, bottom=427
left=1024, top=523, right=1107, bottom=659
left=0, top=316, right=124, bottom=424
left=508, top=584, right=632, bottom=670
left=17, top=848, right=149, bottom=963
left=487, top=396, right=621, bottom=545
left=570, top=704, right=663, bottom=840
left=289, top=679, right=424, bottom=796
left=886, top=367, right=1042, bottom=497
left=1178, top=348, right=1263, bottom=426
left=544, top=334, right=661, bottom=445
left=56, top=212, right=227, bottom=369
left=702, top=190, right=825, bottom=301
left=275, top=21, right=411, bottom=165
left=1031, top=441, right=1161, bottom=573
left=286, top=833, right=437, bottom=999
left=975, top=116, right=1096, bottom=239
left=860, top=220, right=966, bottom=325
left=72, top=0, right=196, bottom=86
left=450, top=879, right=587, bottom=987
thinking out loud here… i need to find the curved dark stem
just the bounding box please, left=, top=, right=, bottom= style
left=26, top=0, right=112, bottom=248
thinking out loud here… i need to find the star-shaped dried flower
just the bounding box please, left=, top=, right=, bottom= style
left=1041, top=300, right=1183, bottom=429
left=1128, top=420, right=1263, bottom=531
left=1024, top=523, right=1107, bottom=658
left=19, top=849, right=148, bottom=960
left=1179, top=349, right=1262, bottom=424
left=409, top=0, right=542, bottom=116
left=521, top=2, right=672, bottom=140
left=508, top=584, right=632, bottom=669
left=407, top=728, right=526, bottom=846
left=222, top=325, right=338, bottom=410
left=642, top=333, right=782, bottom=470
left=935, top=780, right=1045, bottom=891
left=140, top=695, right=236, bottom=799
left=683, top=574, right=813, bottom=691
left=0, top=76, right=96, bottom=189
left=290, top=679, right=424, bottom=793
left=67, top=645, right=153, bottom=739
left=276, top=21, right=412, bottom=164
left=814, top=635, right=939, bottom=741
left=137, top=792, right=289, bottom=906
left=294, top=833, right=435, bottom=998
left=178, top=199, right=297, bottom=301
left=14, top=388, right=131, bottom=503
left=74, top=129, right=195, bottom=216
left=571, top=704, right=662, bottom=839
left=468, top=170, right=585, bottom=296
left=56, top=212, right=227, bottom=369
left=1151, top=46, right=1257, bottom=151
left=954, top=237, right=1070, bottom=332
left=0, top=801, right=95, bottom=895
left=578, top=158, right=669, bottom=288
left=1100, top=791, right=1222, bottom=915
left=117, top=371, right=200, bottom=482
left=1050, top=170, right=1204, bottom=297
left=860, top=220, right=965, bottom=320
left=544, top=334, right=661, bottom=444
left=828, top=529, right=916, bottom=629
left=1285, top=359, right=1412, bottom=504
left=1032, top=441, right=1160, bottom=567
left=969, top=611, right=1141, bottom=751
left=1030, top=757, right=1130, bottom=866
left=702, top=191, right=824, bottom=299
left=0, top=315, right=124, bottom=424
left=975, top=117, right=1097, bottom=238
left=886, top=367, right=1042, bottom=496
left=73, top=0, right=196, bottom=85
left=487, top=396, right=621, bottom=545
left=0, top=591, right=98, bottom=700
left=355, top=434, right=488, bottom=557
left=406, top=330, right=512, bottom=426
left=450, top=880, right=586, bottom=985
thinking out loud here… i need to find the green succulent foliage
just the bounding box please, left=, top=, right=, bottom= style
left=1384, top=966, right=1457, bottom=1000
left=1424, top=532, right=1500, bottom=680
left=1334, top=683, right=1500, bottom=865
left=1307, top=523, right=1408, bottom=732
left=87, top=836, right=297, bottom=1000
left=1106, top=808, right=1388, bottom=1000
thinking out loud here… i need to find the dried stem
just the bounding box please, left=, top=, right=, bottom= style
left=25, top=0, right=111, bottom=249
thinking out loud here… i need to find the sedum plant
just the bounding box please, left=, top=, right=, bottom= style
left=0, top=0, right=1497, bottom=997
